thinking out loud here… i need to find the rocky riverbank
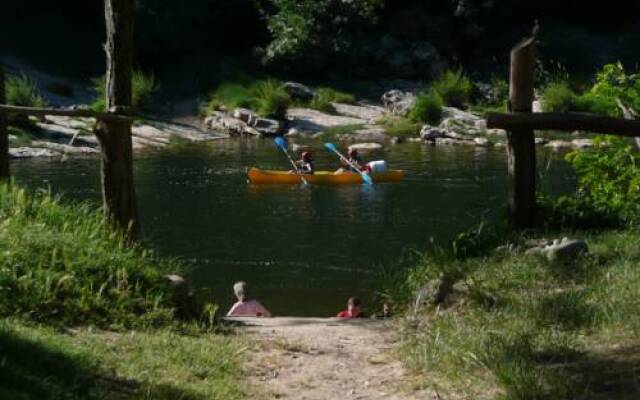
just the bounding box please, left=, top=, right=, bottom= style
left=201, top=83, right=595, bottom=152
left=8, top=115, right=226, bottom=159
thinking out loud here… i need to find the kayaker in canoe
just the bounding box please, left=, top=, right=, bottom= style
left=292, top=151, right=314, bottom=175
left=336, top=296, right=365, bottom=318
left=227, top=281, right=272, bottom=317
left=335, top=149, right=367, bottom=174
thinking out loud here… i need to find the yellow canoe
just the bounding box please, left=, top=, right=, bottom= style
left=248, top=167, right=405, bottom=184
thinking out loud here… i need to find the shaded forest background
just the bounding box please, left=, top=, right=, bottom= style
left=1, top=1, right=639, bottom=92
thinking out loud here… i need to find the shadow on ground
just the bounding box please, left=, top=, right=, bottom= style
left=0, top=328, right=205, bottom=400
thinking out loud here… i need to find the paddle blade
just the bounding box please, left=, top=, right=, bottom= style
left=361, top=172, right=374, bottom=185
left=324, top=142, right=337, bottom=152
left=274, top=136, right=288, bottom=150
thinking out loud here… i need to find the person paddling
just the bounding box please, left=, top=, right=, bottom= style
left=293, top=151, right=314, bottom=175
left=335, top=149, right=367, bottom=174
left=227, top=281, right=272, bottom=317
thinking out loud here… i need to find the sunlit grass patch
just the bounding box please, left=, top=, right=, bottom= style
left=398, top=229, right=640, bottom=399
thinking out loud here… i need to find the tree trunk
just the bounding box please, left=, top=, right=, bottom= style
left=506, top=36, right=537, bottom=227
left=97, top=0, right=138, bottom=239
left=0, top=67, right=8, bottom=181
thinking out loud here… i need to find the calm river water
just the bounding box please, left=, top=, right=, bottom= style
left=12, top=140, right=573, bottom=316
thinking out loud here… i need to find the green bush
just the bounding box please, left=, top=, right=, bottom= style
left=91, top=70, right=158, bottom=112
left=207, top=79, right=292, bottom=119
left=380, top=117, right=422, bottom=138
left=541, top=82, right=577, bottom=113
left=0, top=184, right=188, bottom=329
left=589, top=62, right=640, bottom=116
left=207, top=83, right=255, bottom=112
left=308, top=87, right=357, bottom=114
left=566, top=136, right=640, bottom=221
left=409, top=90, right=443, bottom=125
left=250, top=80, right=292, bottom=119
left=431, top=70, right=473, bottom=108
left=541, top=135, right=640, bottom=227
left=6, top=74, right=47, bottom=108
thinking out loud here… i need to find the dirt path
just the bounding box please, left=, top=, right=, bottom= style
left=231, top=317, right=422, bottom=400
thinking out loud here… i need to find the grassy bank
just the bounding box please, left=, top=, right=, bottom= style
left=0, top=320, right=247, bottom=400
left=0, top=184, right=250, bottom=399
left=397, top=228, right=640, bottom=399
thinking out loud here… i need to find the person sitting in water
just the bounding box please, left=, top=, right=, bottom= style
left=293, top=151, right=314, bottom=174
left=336, top=296, right=365, bottom=318
left=226, top=281, right=272, bottom=317
left=335, top=149, right=367, bottom=174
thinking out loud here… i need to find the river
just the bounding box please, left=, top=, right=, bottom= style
left=12, top=139, right=574, bottom=316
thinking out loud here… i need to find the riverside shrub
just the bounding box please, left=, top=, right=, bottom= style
left=91, top=70, right=158, bottom=112
left=431, top=70, right=473, bottom=108
left=6, top=74, right=48, bottom=108
left=0, top=184, right=185, bottom=328
left=409, top=91, right=443, bottom=125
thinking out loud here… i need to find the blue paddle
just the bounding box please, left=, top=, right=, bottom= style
left=324, top=143, right=373, bottom=185
left=274, top=137, right=308, bottom=185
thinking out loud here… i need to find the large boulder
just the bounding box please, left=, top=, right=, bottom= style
left=163, top=274, right=198, bottom=319
left=420, top=125, right=447, bottom=141
left=253, top=118, right=284, bottom=137
left=525, top=238, right=589, bottom=262
left=381, top=90, right=416, bottom=117
left=283, top=82, right=315, bottom=102
left=204, top=112, right=247, bottom=136
left=232, top=108, right=257, bottom=125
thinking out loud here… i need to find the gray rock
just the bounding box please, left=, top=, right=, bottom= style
left=253, top=118, right=284, bottom=137
left=381, top=90, right=416, bottom=117
left=204, top=112, right=247, bottom=136
left=420, top=126, right=446, bottom=141
left=535, top=137, right=549, bottom=145
left=348, top=143, right=383, bottom=152
left=474, top=137, right=491, bottom=147
left=163, top=274, right=197, bottom=318
left=546, top=239, right=589, bottom=262
left=572, top=139, right=594, bottom=149
left=283, top=82, right=315, bottom=101
left=545, top=140, right=573, bottom=150
left=435, top=137, right=474, bottom=146
left=390, top=136, right=404, bottom=144
left=525, top=238, right=589, bottom=262
left=9, top=147, right=59, bottom=158
left=285, top=128, right=300, bottom=137
left=232, top=108, right=257, bottom=125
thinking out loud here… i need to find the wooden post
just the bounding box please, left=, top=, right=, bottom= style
left=0, top=67, right=8, bottom=181
left=506, top=36, right=537, bottom=227
left=96, top=0, right=139, bottom=239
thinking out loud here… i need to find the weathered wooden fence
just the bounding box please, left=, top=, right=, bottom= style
left=487, top=34, right=640, bottom=227
left=0, top=0, right=138, bottom=240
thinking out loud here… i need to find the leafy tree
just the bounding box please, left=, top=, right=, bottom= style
left=263, top=0, right=384, bottom=63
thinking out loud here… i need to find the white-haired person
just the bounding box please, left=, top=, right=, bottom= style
left=226, top=281, right=272, bottom=317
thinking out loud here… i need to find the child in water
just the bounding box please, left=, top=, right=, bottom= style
left=336, top=296, right=364, bottom=318
left=227, top=281, right=272, bottom=317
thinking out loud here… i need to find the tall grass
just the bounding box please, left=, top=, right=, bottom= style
left=6, top=74, right=48, bottom=108
left=409, top=91, right=443, bottom=125
left=91, top=70, right=158, bottom=112
left=0, top=320, right=249, bottom=400
left=207, top=79, right=292, bottom=119
left=0, top=184, right=185, bottom=329
left=431, top=70, right=473, bottom=108
left=308, top=87, right=356, bottom=114
left=398, top=228, right=640, bottom=399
